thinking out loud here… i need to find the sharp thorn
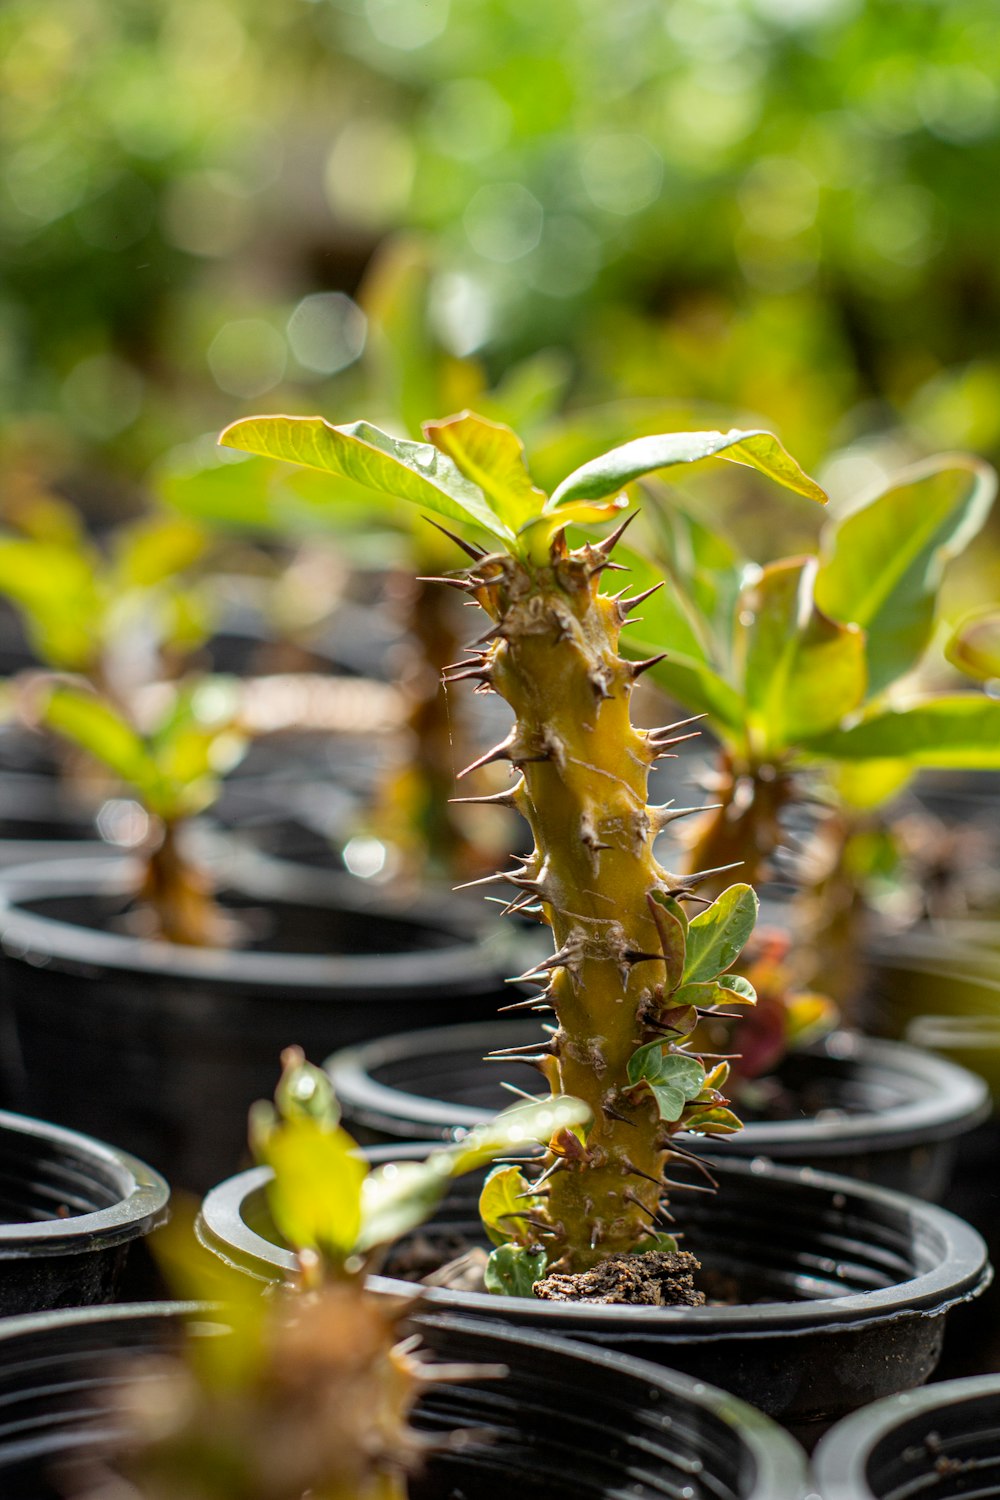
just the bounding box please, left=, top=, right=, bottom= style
left=625, top=1162, right=662, bottom=1187
left=449, top=783, right=522, bottom=808
left=496, top=995, right=554, bottom=1013
left=647, top=729, right=702, bottom=749
left=452, top=868, right=522, bottom=891
left=416, top=575, right=477, bottom=593
left=499, top=1081, right=544, bottom=1102
left=596, top=510, right=640, bottom=556
left=661, top=1177, right=716, bottom=1194
left=457, top=736, right=516, bottom=779
left=424, top=518, right=486, bottom=560
left=618, top=581, right=664, bottom=615
left=623, top=1190, right=660, bottom=1223
left=602, top=1103, right=636, bottom=1126
left=623, top=951, right=664, bottom=967
left=629, top=653, right=668, bottom=679
left=486, top=1040, right=555, bottom=1059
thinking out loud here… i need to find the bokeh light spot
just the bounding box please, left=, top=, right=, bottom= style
left=207, top=319, right=287, bottom=399
left=287, top=293, right=367, bottom=376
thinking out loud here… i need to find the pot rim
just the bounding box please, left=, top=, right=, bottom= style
left=0, top=1110, right=168, bottom=1255
left=324, top=1021, right=991, bottom=1154
left=197, top=1155, right=991, bottom=1337
left=0, top=856, right=508, bottom=991
left=0, top=1300, right=810, bottom=1499
left=811, top=1371, right=1000, bottom=1500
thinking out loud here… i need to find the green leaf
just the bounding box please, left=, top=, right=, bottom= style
left=356, top=1157, right=455, bottom=1253
left=114, top=515, right=207, bottom=589
left=671, top=976, right=757, bottom=1011
left=637, top=645, right=746, bottom=736
left=356, top=1094, right=590, bottom=1254
left=260, top=1117, right=367, bottom=1262
left=444, top=1093, right=593, bottom=1175
left=682, top=884, right=759, bottom=983
left=739, top=558, right=867, bottom=753
left=484, top=1243, right=548, bottom=1296
left=633, top=1231, right=679, bottom=1255
left=549, top=428, right=827, bottom=509
left=0, top=538, right=104, bottom=671
left=646, top=891, right=687, bottom=991
left=683, top=1107, right=743, bottom=1136
left=219, top=415, right=513, bottom=545
left=37, top=685, right=163, bottom=807
left=479, top=1165, right=542, bottom=1247
left=424, top=412, right=548, bottom=533
left=717, top=974, right=758, bottom=1005
left=946, top=609, right=1000, bottom=682
left=799, top=694, right=1000, bottom=768
left=626, top=1045, right=706, bottom=1122
left=814, top=456, right=997, bottom=695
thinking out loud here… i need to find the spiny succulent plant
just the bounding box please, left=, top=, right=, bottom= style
left=68, top=1049, right=588, bottom=1500
left=221, top=410, right=828, bottom=1286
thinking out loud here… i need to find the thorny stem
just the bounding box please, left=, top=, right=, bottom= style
left=462, top=534, right=707, bottom=1272
left=682, top=750, right=794, bottom=901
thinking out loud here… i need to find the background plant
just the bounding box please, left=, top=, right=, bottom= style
left=69, top=1047, right=589, bottom=1500
left=615, top=455, right=1000, bottom=1004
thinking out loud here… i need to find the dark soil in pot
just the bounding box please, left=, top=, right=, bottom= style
left=0, top=857, right=517, bottom=1193
left=197, top=1152, right=990, bottom=1449
left=325, top=1019, right=989, bottom=1200
left=0, top=1110, right=167, bottom=1314
left=0, top=1301, right=809, bottom=1500
left=813, top=1372, right=1000, bottom=1500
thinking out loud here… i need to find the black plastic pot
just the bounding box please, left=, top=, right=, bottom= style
left=198, top=1152, right=990, bottom=1448
left=863, top=920, right=1000, bottom=1041
left=325, top=1020, right=989, bottom=1200
left=0, top=1301, right=809, bottom=1500
left=812, top=1372, right=1000, bottom=1499
left=0, top=857, right=516, bottom=1192
left=0, top=1110, right=167, bottom=1314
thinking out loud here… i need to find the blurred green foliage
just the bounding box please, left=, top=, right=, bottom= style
left=4, top=0, right=1000, bottom=479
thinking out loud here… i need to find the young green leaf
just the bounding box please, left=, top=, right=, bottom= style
left=37, top=685, right=162, bottom=806
left=356, top=1094, right=591, bottom=1254
left=259, top=1116, right=367, bottom=1262
left=479, top=1165, right=544, bottom=1247
left=683, top=1106, right=742, bottom=1135
left=670, top=976, right=757, bottom=1011
left=423, top=412, right=547, bottom=534
left=626, top=1045, right=706, bottom=1122
left=946, top=608, right=1000, bottom=682
left=0, top=538, right=104, bottom=671
left=219, top=415, right=513, bottom=545
left=484, top=1243, right=549, bottom=1296
left=799, top=693, right=1000, bottom=768
left=633, top=1231, right=679, bottom=1255
left=682, top=884, right=759, bottom=983
left=814, top=456, right=997, bottom=695
left=646, top=891, right=687, bottom=991
left=738, top=557, right=867, bottom=753
left=549, top=428, right=828, bottom=509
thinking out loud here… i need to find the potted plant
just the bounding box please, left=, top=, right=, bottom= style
left=204, top=407, right=990, bottom=1443
left=315, top=454, right=1000, bottom=1196
left=0, top=1054, right=808, bottom=1500
left=0, top=666, right=515, bottom=1191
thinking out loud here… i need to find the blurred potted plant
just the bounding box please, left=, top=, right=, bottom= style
left=7, top=1054, right=807, bottom=1500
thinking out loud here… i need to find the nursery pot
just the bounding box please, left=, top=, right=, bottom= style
left=0, top=856, right=515, bottom=1193
left=325, top=1019, right=989, bottom=1200
left=0, top=1301, right=809, bottom=1500
left=812, top=1373, right=1000, bottom=1499
left=197, top=1151, right=990, bottom=1448
left=863, top=920, right=1000, bottom=1040
left=0, top=1110, right=167, bottom=1314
